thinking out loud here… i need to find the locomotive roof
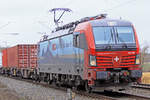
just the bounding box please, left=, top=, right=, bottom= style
left=41, top=28, right=71, bottom=42
left=90, top=18, right=132, bottom=27
left=40, top=18, right=133, bottom=42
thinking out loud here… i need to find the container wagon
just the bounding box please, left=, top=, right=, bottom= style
left=2, top=44, right=37, bottom=78
left=38, top=14, right=142, bottom=92
left=2, top=49, right=7, bottom=68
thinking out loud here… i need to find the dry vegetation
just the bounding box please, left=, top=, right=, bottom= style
left=140, top=44, right=150, bottom=72
left=141, top=72, right=150, bottom=84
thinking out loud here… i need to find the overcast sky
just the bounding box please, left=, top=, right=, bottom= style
left=0, top=0, right=149, bottom=47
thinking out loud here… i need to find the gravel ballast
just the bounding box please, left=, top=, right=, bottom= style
left=0, top=76, right=98, bottom=100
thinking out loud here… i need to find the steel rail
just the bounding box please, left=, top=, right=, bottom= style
left=132, top=83, right=150, bottom=89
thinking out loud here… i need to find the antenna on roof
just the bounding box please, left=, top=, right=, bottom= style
left=49, top=8, right=72, bottom=27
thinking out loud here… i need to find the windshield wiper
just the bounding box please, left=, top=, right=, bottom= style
left=116, top=30, right=128, bottom=48
left=118, top=37, right=128, bottom=48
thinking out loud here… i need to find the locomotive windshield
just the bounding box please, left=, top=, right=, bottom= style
left=93, top=27, right=114, bottom=44
left=93, top=26, right=135, bottom=45
left=115, top=27, right=135, bottom=44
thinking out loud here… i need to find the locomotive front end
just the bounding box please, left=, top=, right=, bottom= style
left=74, top=18, right=142, bottom=91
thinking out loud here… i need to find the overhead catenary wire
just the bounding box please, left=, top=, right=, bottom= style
left=58, top=0, right=139, bottom=15
left=102, top=0, right=138, bottom=12
left=38, top=0, right=139, bottom=32
left=59, top=0, right=73, bottom=8
left=0, top=22, right=12, bottom=30
left=38, top=21, right=52, bottom=30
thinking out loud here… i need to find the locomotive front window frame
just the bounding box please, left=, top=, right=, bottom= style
left=92, top=26, right=136, bottom=45
left=115, top=26, right=135, bottom=44
left=92, top=27, right=115, bottom=45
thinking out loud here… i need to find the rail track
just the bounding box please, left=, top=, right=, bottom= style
left=0, top=75, right=116, bottom=100
left=113, top=90, right=150, bottom=100
left=132, top=83, right=150, bottom=90
left=1, top=74, right=150, bottom=100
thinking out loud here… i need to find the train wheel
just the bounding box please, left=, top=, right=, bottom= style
left=85, top=82, right=92, bottom=93
left=48, top=80, right=52, bottom=85
left=51, top=80, right=59, bottom=87
left=72, top=85, right=79, bottom=91
left=56, top=81, right=60, bottom=87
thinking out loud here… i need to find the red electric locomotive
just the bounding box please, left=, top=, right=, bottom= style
left=38, top=14, right=142, bottom=92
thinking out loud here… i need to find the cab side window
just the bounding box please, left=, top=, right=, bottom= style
left=73, top=32, right=88, bottom=49
left=76, top=35, right=80, bottom=47
left=73, top=32, right=80, bottom=47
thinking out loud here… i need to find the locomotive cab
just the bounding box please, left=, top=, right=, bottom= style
left=74, top=18, right=142, bottom=91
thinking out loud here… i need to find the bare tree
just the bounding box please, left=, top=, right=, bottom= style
left=140, top=45, right=149, bottom=64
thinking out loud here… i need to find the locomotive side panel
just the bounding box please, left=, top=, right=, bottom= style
left=38, top=34, right=84, bottom=77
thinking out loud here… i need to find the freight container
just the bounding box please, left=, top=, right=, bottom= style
left=7, top=46, right=18, bottom=68
left=5, top=44, right=37, bottom=68
left=0, top=52, right=2, bottom=67
left=2, top=44, right=37, bottom=78
left=2, top=49, right=8, bottom=67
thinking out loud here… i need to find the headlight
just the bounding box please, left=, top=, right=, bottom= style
left=135, top=54, right=140, bottom=65
left=89, top=55, right=96, bottom=66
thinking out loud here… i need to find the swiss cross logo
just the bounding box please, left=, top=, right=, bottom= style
left=114, top=56, right=119, bottom=62
left=113, top=56, right=120, bottom=66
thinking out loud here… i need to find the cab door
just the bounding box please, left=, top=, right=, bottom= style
left=73, top=34, right=81, bottom=74
left=73, top=32, right=87, bottom=75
